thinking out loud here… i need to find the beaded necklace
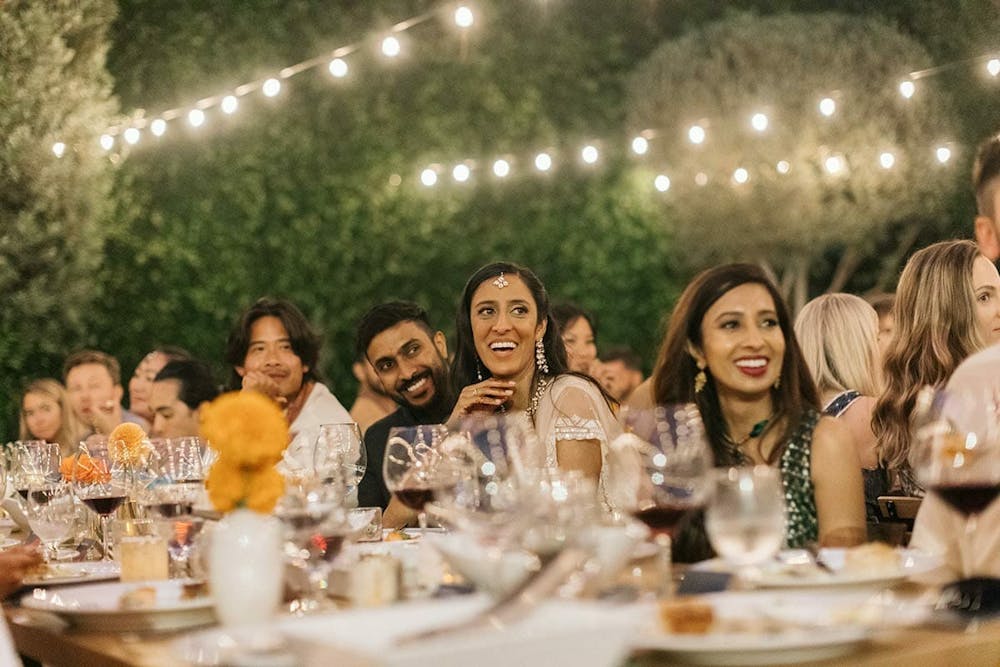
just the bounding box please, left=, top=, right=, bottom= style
left=526, top=375, right=553, bottom=423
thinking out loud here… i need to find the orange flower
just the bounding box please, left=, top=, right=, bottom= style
left=205, top=459, right=285, bottom=515
left=244, top=467, right=285, bottom=514
left=61, top=453, right=111, bottom=484
left=109, top=422, right=149, bottom=465
left=205, top=460, right=245, bottom=514
left=199, top=391, right=288, bottom=468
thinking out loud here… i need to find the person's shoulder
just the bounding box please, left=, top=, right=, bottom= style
left=364, top=406, right=411, bottom=441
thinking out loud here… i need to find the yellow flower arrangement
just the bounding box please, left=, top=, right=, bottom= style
left=109, top=422, right=150, bottom=466
left=200, top=391, right=288, bottom=514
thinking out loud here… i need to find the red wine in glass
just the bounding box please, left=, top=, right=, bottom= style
left=930, top=483, right=1000, bottom=517
left=394, top=487, right=436, bottom=512
left=146, top=502, right=194, bottom=519
left=82, top=495, right=127, bottom=516
left=633, top=504, right=696, bottom=537
left=15, top=488, right=29, bottom=501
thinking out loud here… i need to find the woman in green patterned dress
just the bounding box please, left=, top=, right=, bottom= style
left=651, top=264, right=865, bottom=562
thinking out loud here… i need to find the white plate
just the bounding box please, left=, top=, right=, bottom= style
left=634, top=592, right=872, bottom=665
left=21, top=578, right=214, bottom=632
left=0, top=537, right=21, bottom=550
left=22, top=560, right=121, bottom=586
left=694, top=548, right=939, bottom=589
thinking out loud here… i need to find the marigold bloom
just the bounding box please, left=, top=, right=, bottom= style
left=109, top=422, right=149, bottom=465
left=61, top=453, right=111, bottom=484
left=200, top=391, right=288, bottom=468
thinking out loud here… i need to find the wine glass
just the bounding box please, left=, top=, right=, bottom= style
left=25, top=480, right=76, bottom=561
left=911, top=385, right=1000, bottom=576
left=11, top=440, right=60, bottom=501
left=705, top=466, right=786, bottom=585
left=145, top=437, right=206, bottom=577
left=314, top=423, right=367, bottom=506
left=275, top=478, right=352, bottom=615
left=71, top=441, right=129, bottom=561
left=383, top=424, right=453, bottom=529
left=609, top=404, right=714, bottom=596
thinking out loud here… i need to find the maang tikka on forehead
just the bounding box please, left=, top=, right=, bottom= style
left=492, top=272, right=510, bottom=289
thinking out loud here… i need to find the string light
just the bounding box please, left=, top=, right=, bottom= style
left=694, top=172, right=708, bottom=186
left=936, top=146, right=952, bottom=163
left=52, top=142, right=66, bottom=158
left=150, top=118, right=166, bottom=136
left=750, top=112, right=768, bottom=132
left=535, top=152, right=552, bottom=172
left=188, top=109, right=205, bottom=127
left=631, top=136, right=649, bottom=155
left=819, top=97, right=836, bottom=117
left=732, top=167, right=749, bottom=184
left=454, top=6, right=474, bottom=28
left=879, top=151, right=895, bottom=169
left=421, top=168, right=438, bottom=186
left=776, top=160, right=790, bottom=174
left=123, top=128, right=140, bottom=145
left=221, top=95, right=239, bottom=114
left=493, top=159, right=510, bottom=177
left=453, top=163, right=471, bottom=182
left=581, top=145, right=599, bottom=164
left=262, top=78, right=281, bottom=97
left=899, top=80, right=916, bottom=99
left=381, top=36, right=401, bottom=57
left=988, top=59, right=1000, bottom=77
left=654, top=174, right=670, bottom=192
left=688, top=125, right=706, bottom=145
left=824, top=154, right=845, bottom=174
left=328, top=58, right=349, bottom=78
left=99, top=134, right=114, bottom=151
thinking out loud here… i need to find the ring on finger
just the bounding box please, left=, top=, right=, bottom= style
left=472, top=388, right=478, bottom=397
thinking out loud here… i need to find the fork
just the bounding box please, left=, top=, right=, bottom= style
left=804, top=542, right=836, bottom=574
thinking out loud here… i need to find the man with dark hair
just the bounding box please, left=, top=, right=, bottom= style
left=972, top=132, right=1000, bottom=261
left=149, top=359, right=220, bottom=438
left=349, top=349, right=396, bottom=436
left=64, top=349, right=146, bottom=435
left=597, top=346, right=645, bottom=402
left=225, top=297, right=350, bottom=436
left=355, top=301, right=453, bottom=523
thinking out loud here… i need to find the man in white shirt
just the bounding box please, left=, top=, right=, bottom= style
left=225, top=298, right=351, bottom=438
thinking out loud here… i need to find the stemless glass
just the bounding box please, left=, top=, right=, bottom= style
left=610, top=404, right=714, bottom=596
left=383, top=424, right=452, bottom=529
left=911, top=386, right=1000, bottom=576
left=314, top=423, right=367, bottom=505
left=705, top=466, right=786, bottom=584
left=72, top=441, right=129, bottom=561
left=25, top=480, right=76, bottom=561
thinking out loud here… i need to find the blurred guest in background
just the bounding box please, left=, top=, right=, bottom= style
left=971, top=132, right=1000, bottom=262
left=225, top=297, right=350, bottom=438
left=355, top=301, right=454, bottom=526
left=873, top=240, right=1000, bottom=497
left=149, top=359, right=219, bottom=439
left=63, top=350, right=145, bottom=436
left=19, top=378, right=85, bottom=456
left=348, top=350, right=396, bottom=435
left=127, top=346, right=190, bottom=427
left=552, top=302, right=599, bottom=376
left=597, top=346, right=645, bottom=403
left=866, top=293, right=896, bottom=357
left=653, top=263, right=864, bottom=560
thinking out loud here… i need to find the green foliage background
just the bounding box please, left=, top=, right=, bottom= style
left=4, top=0, right=1000, bottom=438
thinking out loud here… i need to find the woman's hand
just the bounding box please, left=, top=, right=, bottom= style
left=447, top=380, right=515, bottom=427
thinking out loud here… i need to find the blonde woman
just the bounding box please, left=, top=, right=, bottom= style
left=794, top=294, right=881, bottom=469
left=872, top=240, right=1000, bottom=496
left=19, top=378, right=86, bottom=456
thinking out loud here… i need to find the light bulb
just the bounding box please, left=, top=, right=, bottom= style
left=454, top=6, right=474, bottom=28
left=631, top=136, right=648, bottom=155
left=221, top=95, right=238, bottom=114
left=776, top=160, right=790, bottom=174
left=382, top=36, right=401, bottom=57
left=328, top=58, right=348, bottom=78
left=150, top=119, right=166, bottom=136
left=695, top=172, right=708, bottom=186
left=819, top=97, right=836, bottom=117
left=123, top=128, right=140, bottom=145
left=99, top=134, right=114, bottom=151
left=988, top=59, right=1000, bottom=77
left=654, top=174, right=670, bottom=192
left=688, top=125, right=706, bottom=144
left=750, top=112, right=768, bottom=132
left=879, top=152, right=895, bottom=169
left=936, top=146, right=951, bottom=164
left=493, top=159, right=510, bottom=178
left=262, top=78, right=281, bottom=97
left=825, top=155, right=845, bottom=174
left=581, top=145, right=598, bottom=164
left=52, top=142, right=66, bottom=158
left=535, top=152, right=552, bottom=172
left=188, top=109, right=205, bottom=127
left=899, top=80, right=916, bottom=99
left=453, top=164, right=471, bottom=182
left=420, top=168, right=438, bottom=186
left=733, top=167, right=749, bottom=184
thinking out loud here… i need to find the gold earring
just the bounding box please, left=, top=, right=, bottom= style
left=694, top=363, right=707, bottom=394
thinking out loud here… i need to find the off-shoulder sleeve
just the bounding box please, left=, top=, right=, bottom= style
left=548, top=380, right=614, bottom=443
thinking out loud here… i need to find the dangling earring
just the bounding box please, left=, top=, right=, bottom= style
left=694, top=362, right=707, bottom=394
left=535, top=339, right=549, bottom=374
left=476, top=358, right=485, bottom=382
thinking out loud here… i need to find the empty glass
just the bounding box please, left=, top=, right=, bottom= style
left=25, top=480, right=76, bottom=561
left=314, top=423, right=367, bottom=505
